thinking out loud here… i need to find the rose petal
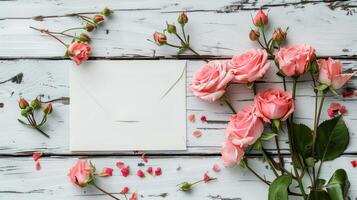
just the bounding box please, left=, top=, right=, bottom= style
left=99, top=167, right=113, bottom=177
left=146, top=166, right=153, bottom=175
left=188, top=114, right=196, bottom=123
left=192, top=130, right=202, bottom=138
left=351, top=160, right=357, bottom=168
left=121, top=166, right=130, bottom=177
left=212, top=163, right=220, bottom=172
left=35, top=161, right=41, bottom=170
left=154, top=167, right=162, bottom=176
left=116, top=161, right=125, bottom=169
left=129, top=192, right=138, bottom=200
left=137, top=169, right=145, bottom=178
left=32, top=152, right=42, bottom=161
left=200, top=115, right=207, bottom=122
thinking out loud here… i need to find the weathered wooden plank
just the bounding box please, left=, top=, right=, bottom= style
left=0, top=59, right=356, bottom=155
left=0, top=156, right=356, bottom=200
left=0, top=0, right=356, bottom=58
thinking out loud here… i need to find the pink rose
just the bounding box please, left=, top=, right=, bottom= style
left=318, top=58, right=357, bottom=90
left=227, top=49, right=270, bottom=83
left=253, top=9, right=268, bottom=26
left=68, top=159, right=95, bottom=187
left=221, top=140, right=245, bottom=166
left=68, top=42, right=91, bottom=65
left=191, top=60, right=233, bottom=102
left=276, top=44, right=315, bottom=77
left=254, top=88, right=295, bottom=123
left=153, top=32, right=167, bottom=46
left=225, top=105, right=264, bottom=148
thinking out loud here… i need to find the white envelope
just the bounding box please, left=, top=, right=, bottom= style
left=69, top=60, right=187, bottom=151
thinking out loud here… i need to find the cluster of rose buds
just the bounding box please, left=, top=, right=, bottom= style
left=30, top=7, right=113, bottom=65
left=152, top=12, right=208, bottom=61
left=17, top=98, right=53, bottom=138
left=249, top=9, right=288, bottom=53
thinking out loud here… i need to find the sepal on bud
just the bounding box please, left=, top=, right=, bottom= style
left=166, top=23, right=177, bottom=34
left=78, top=33, right=91, bottom=42
left=43, top=103, right=53, bottom=114
left=101, top=7, right=113, bottom=17
left=178, top=12, right=188, bottom=25
left=177, top=181, right=192, bottom=192
left=272, top=28, right=287, bottom=45
left=31, top=99, right=41, bottom=109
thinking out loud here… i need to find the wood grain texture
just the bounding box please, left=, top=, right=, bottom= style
left=0, top=156, right=356, bottom=200
left=0, top=0, right=356, bottom=58
left=0, top=59, right=356, bottom=155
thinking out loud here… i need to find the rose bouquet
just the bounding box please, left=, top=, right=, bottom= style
left=154, top=10, right=356, bottom=200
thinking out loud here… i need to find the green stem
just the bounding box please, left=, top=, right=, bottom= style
left=181, top=24, right=187, bottom=43
left=260, top=147, right=279, bottom=177
left=61, top=27, right=84, bottom=33
left=274, top=134, right=285, bottom=174
left=29, top=26, right=68, bottom=47
left=34, top=126, right=50, bottom=138
left=222, top=94, right=236, bottom=114
left=166, top=43, right=181, bottom=48
left=174, top=33, right=208, bottom=62
left=92, top=182, right=121, bottom=200
left=246, top=165, right=270, bottom=186
left=252, top=82, right=257, bottom=95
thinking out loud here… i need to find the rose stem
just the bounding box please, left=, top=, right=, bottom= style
left=29, top=26, right=68, bottom=48
left=246, top=165, right=270, bottom=186
left=61, top=27, right=84, bottom=34
left=222, top=94, right=236, bottom=114
left=174, top=33, right=208, bottom=63
left=92, top=182, right=121, bottom=200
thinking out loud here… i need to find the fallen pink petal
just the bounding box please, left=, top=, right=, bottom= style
left=212, top=163, right=220, bottom=172
left=146, top=166, right=153, bottom=175
left=116, top=161, right=125, bottom=169
left=99, top=167, right=113, bottom=177
left=141, top=153, right=148, bottom=163
left=121, top=166, right=130, bottom=177
left=35, top=161, right=41, bottom=170
left=137, top=169, right=145, bottom=178
left=351, top=160, right=357, bottom=168
left=154, top=167, right=162, bottom=176
left=200, top=115, right=207, bottom=122
left=188, top=113, right=195, bottom=122
left=129, top=192, right=138, bottom=200
left=32, top=152, right=42, bottom=161
left=120, top=186, right=129, bottom=194
left=192, top=130, right=202, bottom=138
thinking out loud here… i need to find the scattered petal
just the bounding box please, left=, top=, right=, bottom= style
left=35, top=162, right=41, bottom=170
left=342, top=89, right=354, bottom=98
left=351, top=160, right=357, bottom=168
left=200, top=115, right=207, bottom=122
left=137, top=169, right=145, bottom=178
left=116, top=161, right=125, bottom=169
left=176, top=165, right=181, bottom=171
left=327, top=103, right=347, bottom=118
left=154, top=167, right=162, bottom=176
left=32, top=152, right=42, bottom=161
left=129, top=192, right=138, bottom=200
left=146, top=166, right=153, bottom=175
left=141, top=153, right=148, bottom=163
left=99, top=167, right=113, bottom=177
left=212, top=163, right=220, bottom=172
left=120, top=186, right=129, bottom=194
left=192, top=130, right=202, bottom=138
left=121, top=166, right=130, bottom=177
left=188, top=114, right=195, bottom=122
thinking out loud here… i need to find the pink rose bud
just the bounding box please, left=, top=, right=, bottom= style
left=153, top=32, right=167, bottom=46
left=253, top=9, right=268, bottom=27
left=93, top=15, right=105, bottom=24
left=318, top=58, right=357, bottom=90
left=249, top=30, right=260, bottom=41
left=19, top=98, right=29, bottom=109
left=79, top=33, right=91, bottom=42
left=85, top=23, right=95, bottom=32
left=68, top=160, right=95, bottom=187
left=68, top=42, right=92, bottom=65
left=101, top=7, right=113, bottom=17
left=272, top=28, right=287, bottom=43
left=178, top=12, right=188, bottom=25
left=43, top=103, right=53, bottom=114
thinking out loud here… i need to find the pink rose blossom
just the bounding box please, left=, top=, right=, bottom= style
left=225, top=105, right=264, bottom=148
left=318, top=58, right=356, bottom=89
left=276, top=44, right=315, bottom=77
left=221, top=140, right=245, bottom=166
left=191, top=60, right=233, bottom=102
left=68, top=42, right=91, bottom=65
left=327, top=103, right=347, bottom=118
left=254, top=88, right=295, bottom=123
left=68, top=160, right=95, bottom=187
left=227, top=49, right=270, bottom=83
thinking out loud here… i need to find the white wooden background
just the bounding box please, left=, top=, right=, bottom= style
left=0, top=0, right=356, bottom=199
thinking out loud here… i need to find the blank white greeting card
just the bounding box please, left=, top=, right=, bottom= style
left=70, top=60, right=187, bottom=151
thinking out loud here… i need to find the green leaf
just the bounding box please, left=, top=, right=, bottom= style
left=326, top=169, right=350, bottom=200
left=308, top=189, right=331, bottom=200
left=268, top=175, right=292, bottom=200
left=316, top=116, right=349, bottom=161
left=260, top=132, right=277, bottom=141
left=329, top=87, right=340, bottom=97
left=293, top=123, right=313, bottom=159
